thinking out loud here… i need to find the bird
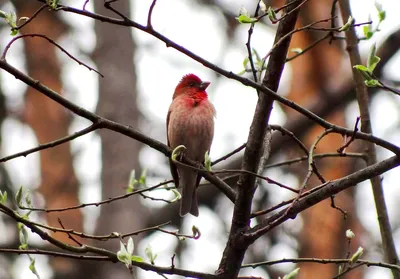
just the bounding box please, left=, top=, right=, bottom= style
left=167, top=74, right=215, bottom=217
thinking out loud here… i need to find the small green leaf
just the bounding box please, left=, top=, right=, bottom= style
left=126, top=237, right=134, bottom=255
left=236, top=14, right=257, bottom=24
left=128, top=169, right=136, bottom=186
left=19, top=224, right=28, bottom=247
left=363, top=24, right=373, bottom=39
left=353, top=66, right=374, bottom=82
left=171, top=189, right=181, bottom=202
left=0, top=10, right=7, bottom=19
left=117, top=251, right=129, bottom=265
left=378, top=10, right=386, bottom=22
left=15, top=186, right=23, bottom=206
left=119, top=240, right=128, bottom=255
left=367, top=43, right=381, bottom=73
left=267, top=7, right=277, bottom=23
left=25, top=190, right=32, bottom=208
left=367, top=43, right=377, bottom=66
left=252, top=48, right=261, bottom=62
left=375, top=2, right=386, bottom=22
left=131, top=255, right=144, bottom=263
left=353, top=64, right=369, bottom=73
left=365, top=31, right=373, bottom=40
left=127, top=170, right=138, bottom=192
left=242, top=56, right=249, bottom=69
left=171, top=145, right=186, bottom=162
left=365, top=79, right=381, bottom=87
left=339, top=16, right=354, bottom=31
left=237, top=69, right=246, bottom=75
left=192, top=225, right=201, bottom=239
left=204, top=151, right=212, bottom=172
left=350, top=247, right=364, bottom=264
left=139, top=169, right=147, bottom=185
left=283, top=268, right=300, bottom=279
left=47, top=0, right=59, bottom=9
left=368, top=55, right=380, bottom=73
left=28, top=257, right=38, bottom=275
left=145, top=245, right=152, bottom=260
left=145, top=245, right=157, bottom=265
left=0, top=190, right=7, bottom=204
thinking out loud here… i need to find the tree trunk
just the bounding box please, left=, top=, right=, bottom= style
left=13, top=1, right=83, bottom=278
left=274, top=1, right=364, bottom=278
left=89, top=1, right=149, bottom=278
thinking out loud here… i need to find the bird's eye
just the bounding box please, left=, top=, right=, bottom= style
left=189, top=82, right=195, bottom=87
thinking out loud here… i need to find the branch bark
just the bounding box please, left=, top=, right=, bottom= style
left=246, top=155, right=400, bottom=240
left=338, top=1, right=400, bottom=277
left=217, top=1, right=302, bottom=277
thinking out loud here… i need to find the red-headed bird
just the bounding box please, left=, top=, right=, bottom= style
left=167, top=74, right=215, bottom=217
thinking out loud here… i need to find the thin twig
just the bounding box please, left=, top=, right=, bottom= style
left=14, top=4, right=48, bottom=31
left=211, top=143, right=246, bottom=166
left=241, top=257, right=400, bottom=272
left=214, top=169, right=298, bottom=193
left=337, top=116, right=360, bottom=154
left=265, top=152, right=367, bottom=169
left=0, top=122, right=101, bottom=163
left=22, top=3, right=400, bottom=155
left=147, top=0, right=157, bottom=29
left=18, top=180, right=170, bottom=212
left=1, top=34, right=103, bottom=77
left=339, top=1, right=400, bottom=276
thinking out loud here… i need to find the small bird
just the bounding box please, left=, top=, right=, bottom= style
left=167, top=74, right=215, bottom=217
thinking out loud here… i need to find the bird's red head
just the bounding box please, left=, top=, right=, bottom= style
left=173, top=74, right=210, bottom=99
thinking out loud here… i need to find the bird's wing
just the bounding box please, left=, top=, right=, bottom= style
left=167, top=110, right=180, bottom=188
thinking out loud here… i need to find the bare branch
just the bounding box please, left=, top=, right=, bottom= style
left=1, top=34, right=103, bottom=77
left=339, top=0, right=400, bottom=276
left=0, top=122, right=101, bottom=163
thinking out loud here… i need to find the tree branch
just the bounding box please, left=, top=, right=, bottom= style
left=31, top=0, right=400, bottom=155
left=245, top=155, right=400, bottom=240
left=217, top=1, right=302, bottom=278
left=339, top=1, right=400, bottom=277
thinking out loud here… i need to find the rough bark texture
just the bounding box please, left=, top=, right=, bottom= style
left=89, top=1, right=148, bottom=278
left=13, top=1, right=83, bottom=278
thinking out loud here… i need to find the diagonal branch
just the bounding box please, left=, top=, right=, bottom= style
left=217, top=1, right=303, bottom=278
left=32, top=0, right=400, bottom=155
left=0, top=60, right=235, bottom=202
left=245, top=155, right=400, bottom=240
left=0, top=202, right=217, bottom=279
left=339, top=0, right=400, bottom=277
left=0, top=122, right=101, bottom=162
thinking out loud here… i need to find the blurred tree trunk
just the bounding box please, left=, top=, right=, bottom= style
left=88, top=1, right=149, bottom=278
left=272, top=1, right=364, bottom=278
left=13, top=1, right=84, bottom=278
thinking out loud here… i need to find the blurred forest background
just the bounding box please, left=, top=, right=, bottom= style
left=0, top=0, right=399, bottom=279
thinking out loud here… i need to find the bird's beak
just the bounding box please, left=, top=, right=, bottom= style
left=198, top=81, right=210, bottom=91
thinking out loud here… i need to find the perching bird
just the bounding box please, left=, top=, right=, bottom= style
left=167, top=74, right=215, bottom=217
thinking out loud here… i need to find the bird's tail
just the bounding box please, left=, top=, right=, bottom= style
left=179, top=167, right=199, bottom=217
